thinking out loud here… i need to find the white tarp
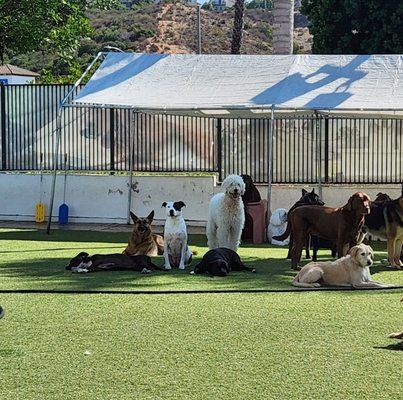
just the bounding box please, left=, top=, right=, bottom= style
left=74, top=53, right=403, bottom=116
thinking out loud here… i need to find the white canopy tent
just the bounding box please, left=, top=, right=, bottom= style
left=46, top=52, right=403, bottom=233
left=73, top=52, right=403, bottom=116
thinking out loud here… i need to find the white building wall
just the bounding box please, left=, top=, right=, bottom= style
left=0, top=173, right=215, bottom=224
left=0, top=172, right=400, bottom=226
left=0, top=75, right=36, bottom=84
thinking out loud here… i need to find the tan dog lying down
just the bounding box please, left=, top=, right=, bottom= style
left=292, top=244, right=392, bottom=289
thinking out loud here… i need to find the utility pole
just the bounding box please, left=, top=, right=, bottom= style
left=196, top=4, right=201, bottom=54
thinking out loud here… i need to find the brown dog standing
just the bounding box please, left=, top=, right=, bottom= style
left=274, top=192, right=371, bottom=269
left=123, top=211, right=164, bottom=257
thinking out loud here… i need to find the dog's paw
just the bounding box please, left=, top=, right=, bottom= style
left=385, top=265, right=401, bottom=270
left=178, top=264, right=186, bottom=270
left=141, top=268, right=152, bottom=274
left=190, top=270, right=195, bottom=275
left=164, top=264, right=172, bottom=270
left=251, top=268, right=256, bottom=273
left=389, top=331, right=403, bottom=339
left=312, top=282, right=321, bottom=288
left=73, top=267, right=88, bottom=273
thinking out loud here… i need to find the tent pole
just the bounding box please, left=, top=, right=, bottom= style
left=127, top=110, right=135, bottom=224
left=46, top=51, right=105, bottom=234
left=315, top=111, right=323, bottom=199
left=266, top=105, right=275, bottom=228
left=46, top=109, right=63, bottom=234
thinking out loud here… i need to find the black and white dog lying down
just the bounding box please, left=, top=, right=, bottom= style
left=191, top=248, right=256, bottom=277
left=66, top=252, right=164, bottom=274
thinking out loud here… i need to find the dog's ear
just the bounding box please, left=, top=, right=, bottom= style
left=146, top=210, right=154, bottom=223
left=173, top=201, right=186, bottom=211
left=302, top=189, right=308, bottom=195
left=130, top=211, right=139, bottom=223
left=311, top=189, right=315, bottom=194
left=345, top=195, right=355, bottom=211
left=348, top=246, right=360, bottom=259
left=161, top=202, right=167, bottom=208
left=77, top=252, right=89, bottom=258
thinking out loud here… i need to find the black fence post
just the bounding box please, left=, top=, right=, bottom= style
left=216, top=118, right=222, bottom=181
left=109, top=108, right=115, bottom=173
left=0, top=83, right=6, bottom=170
left=324, top=117, right=329, bottom=183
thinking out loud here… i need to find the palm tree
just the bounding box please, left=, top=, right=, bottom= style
left=273, top=0, right=294, bottom=54
left=231, top=0, right=245, bottom=54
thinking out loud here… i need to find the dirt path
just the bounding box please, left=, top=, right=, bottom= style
left=145, top=3, right=194, bottom=54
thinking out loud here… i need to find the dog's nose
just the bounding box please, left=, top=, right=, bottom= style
left=169, top=210, right=174, bottom=216
left=234, top=188, right=238, bottom=194
left=367, top=260, right=372, bottom=266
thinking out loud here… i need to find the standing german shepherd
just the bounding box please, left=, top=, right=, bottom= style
left=123, top=211, right=164, bottom=257
left=364, top=196, right=403, bottom=269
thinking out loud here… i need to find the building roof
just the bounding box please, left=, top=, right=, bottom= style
left=0, top=64, right=39, bottom=77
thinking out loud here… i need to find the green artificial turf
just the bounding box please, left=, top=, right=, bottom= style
left=0, top=228, right=402, bottom=399
left=0, top=292, right=402, bottom=400
left=0, top=228, right=402, bottom=292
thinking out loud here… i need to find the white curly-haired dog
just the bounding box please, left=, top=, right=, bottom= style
left=267, top=208, right=289, bottom=246
left=206, top=174, right=245, bottom=251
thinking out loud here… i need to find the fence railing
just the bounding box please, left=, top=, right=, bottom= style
left=0, top=84, right=402, bottom=184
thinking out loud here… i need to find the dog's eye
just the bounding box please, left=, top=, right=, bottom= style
left=361, top=253, right=365, bottom=256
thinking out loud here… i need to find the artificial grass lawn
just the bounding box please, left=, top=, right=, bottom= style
left=0, top=292, right=402, bottom=400
left=0, top=228, right=402, bottom=399
left=0, top=228, right=402, bottom=292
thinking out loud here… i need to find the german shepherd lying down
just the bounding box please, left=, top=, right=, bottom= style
left=364, top=196, right=403, bottom=269
left=124, top=211, right=164, bottom=257
left=66, top=252, right=163, bottom=274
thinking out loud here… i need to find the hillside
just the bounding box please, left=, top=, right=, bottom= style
left=88, top=2, right=311, bottom=55
left=8, top=2, right=312, bottom=81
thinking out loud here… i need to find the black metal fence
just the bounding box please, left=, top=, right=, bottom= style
left=0, top=84, right=402, bottom=184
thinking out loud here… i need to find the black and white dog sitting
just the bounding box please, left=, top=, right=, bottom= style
left=191, top=248, right=256, bottom=277
left=162, top=201, right=193, bottom=270
left=66, top=252, right=162, bottom=274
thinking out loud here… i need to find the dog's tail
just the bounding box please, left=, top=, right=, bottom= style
left=292, top=274, right=321, bottom=288
left=272, top=220, right=292, bottom=241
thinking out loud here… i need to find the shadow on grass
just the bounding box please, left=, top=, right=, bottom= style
left=0, top=229, right=130, bottom=244
left=373, top=343, right=403, bottom=351
left=0, top=228, right=209, bottom=247
left=0, top=253, right=297, bottom=291
left=0, top=246, right=121, bottom=254
left=0, top=228, right=399, bottom=292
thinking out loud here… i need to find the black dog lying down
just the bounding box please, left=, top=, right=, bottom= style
left=66, top=252, right=163, bottom=274
left=191, top=248, right=256, bottom=277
